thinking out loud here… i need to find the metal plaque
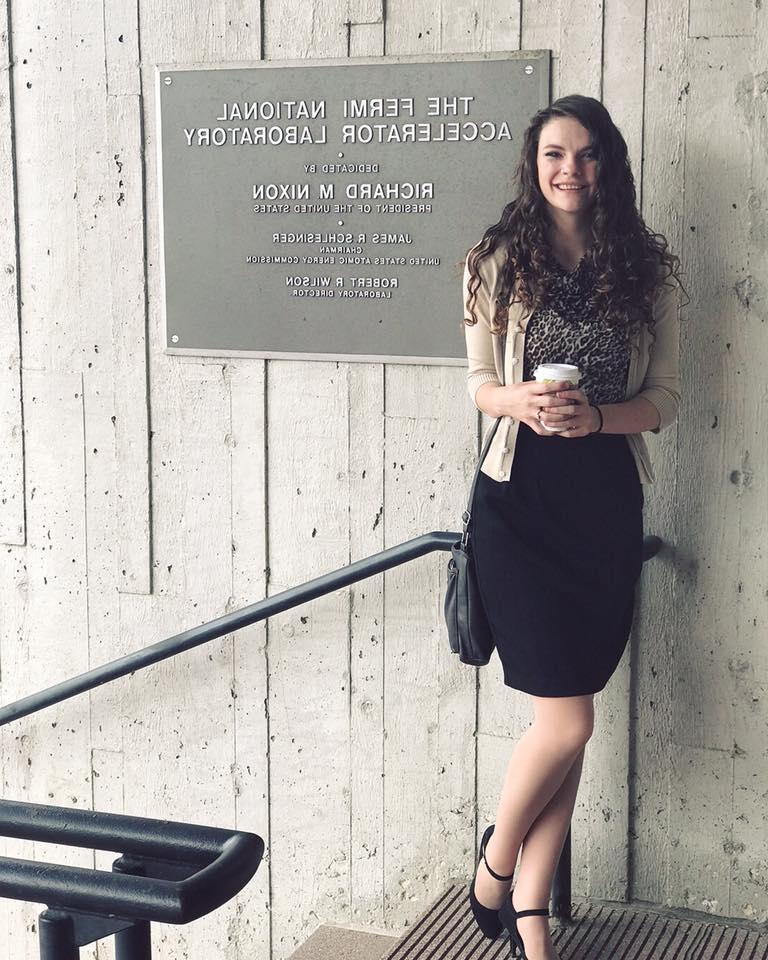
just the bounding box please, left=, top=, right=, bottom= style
left=156, top=52, right=550, bottom=364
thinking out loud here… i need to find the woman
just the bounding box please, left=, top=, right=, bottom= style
left=462, top=95, right=688, bottom=960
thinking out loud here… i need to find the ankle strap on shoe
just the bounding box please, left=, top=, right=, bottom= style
left=515, top=907, right=550, bottom=918
left=482, top=848, right=515, bottom=883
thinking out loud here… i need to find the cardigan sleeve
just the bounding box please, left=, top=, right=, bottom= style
left=463, top=249, right=501, bottom=409
left=636, top=274, right=682, bottom=433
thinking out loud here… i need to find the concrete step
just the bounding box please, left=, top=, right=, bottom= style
left=287, top=921, right=398, bottom=960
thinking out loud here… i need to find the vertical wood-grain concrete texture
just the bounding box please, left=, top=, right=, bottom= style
left=0, top=0, right=24, bottom=547
left=630, top=0, right=768, bottom=926
left=0, top=1, right=764, bottom=959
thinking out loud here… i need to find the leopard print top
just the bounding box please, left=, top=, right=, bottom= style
left=523, top=254, right=630, bottom=405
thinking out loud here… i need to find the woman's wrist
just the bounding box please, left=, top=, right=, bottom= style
left=592, top=397, right=662, bottom=434
left=474, top=381, right=507, bottom=418
left=589, top=404, right=603, bottom=433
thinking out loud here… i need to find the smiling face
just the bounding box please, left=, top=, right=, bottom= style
left=536, top=116, right=598, bottom=225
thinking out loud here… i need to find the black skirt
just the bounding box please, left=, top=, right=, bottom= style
left=472, top=422, right=645, bottom=697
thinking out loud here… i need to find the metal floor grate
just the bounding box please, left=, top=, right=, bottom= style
left=382, top=884, right=768, bottom=960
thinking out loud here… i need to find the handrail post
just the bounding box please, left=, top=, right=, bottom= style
left=38, top=909, right=79, bottom=960
left=112, top=857, right=152, bottom=960
left=114, top=921, right=152, bottom=959
left=551, top=827, right=572, bottom=922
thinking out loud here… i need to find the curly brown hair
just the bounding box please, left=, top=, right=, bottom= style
left=463, top=94, right=689, bottom=349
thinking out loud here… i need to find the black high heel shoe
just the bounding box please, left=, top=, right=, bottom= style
left=498, top=895, right=551, bottom=959
left=467, top=824, right=515, bottom=939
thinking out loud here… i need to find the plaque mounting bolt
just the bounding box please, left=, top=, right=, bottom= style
left=338, top=152, right=344, bottom=158
left=171, top=334, right=179, bottom=343
left=164, top=76, right=172, bottom=85
left=524, top=65, right=534, bottom=75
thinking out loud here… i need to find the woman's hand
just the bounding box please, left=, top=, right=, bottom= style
left=540, top=386, right=601, bottom=437
left=491, top=380, right=577, bottom=436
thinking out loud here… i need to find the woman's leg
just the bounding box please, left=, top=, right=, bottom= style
left=511, top=744, right=586, bottom=958
left=472, top=694, right=594, bottom=916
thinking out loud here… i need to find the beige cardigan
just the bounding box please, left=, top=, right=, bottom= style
left=463, top=242, right=681, bottom=484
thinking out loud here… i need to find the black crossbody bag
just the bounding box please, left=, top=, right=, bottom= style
left=444, top=333, right=507, bottom=666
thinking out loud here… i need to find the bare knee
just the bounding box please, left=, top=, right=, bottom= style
left=530, top=694, right=594, bottom=751
left=567, top=709, right=594, bottom=749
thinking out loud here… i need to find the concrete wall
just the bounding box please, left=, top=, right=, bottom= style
left=0, top=0, right=765, bottom=957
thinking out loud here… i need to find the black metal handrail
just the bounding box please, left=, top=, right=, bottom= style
left=0, top=799, right=263, bottom=958
left=0, top=529, right=664, bottom=950
left=0, top=800, right=262, bottom=921
left=0, top=531, right=662, bottom=728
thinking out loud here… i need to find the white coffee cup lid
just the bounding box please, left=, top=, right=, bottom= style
left=533, top=363, right=581, bottom=381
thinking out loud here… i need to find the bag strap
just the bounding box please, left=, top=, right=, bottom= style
left=461, top=329, right=508, bottom=546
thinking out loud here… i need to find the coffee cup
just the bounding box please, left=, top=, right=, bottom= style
left=533, top=363, right=581, bottom=431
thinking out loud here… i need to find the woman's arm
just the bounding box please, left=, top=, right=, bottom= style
left=474, top=381, right=506, bottom=418
left=463, top=248, right=575, bottom=429
left=630, top=276, right=682, bottom=433
left=463, top=250, right=502, bottom=409
left=583, top=277, right=682, bottom=435
left=590, top=395, right=661, bottom=434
